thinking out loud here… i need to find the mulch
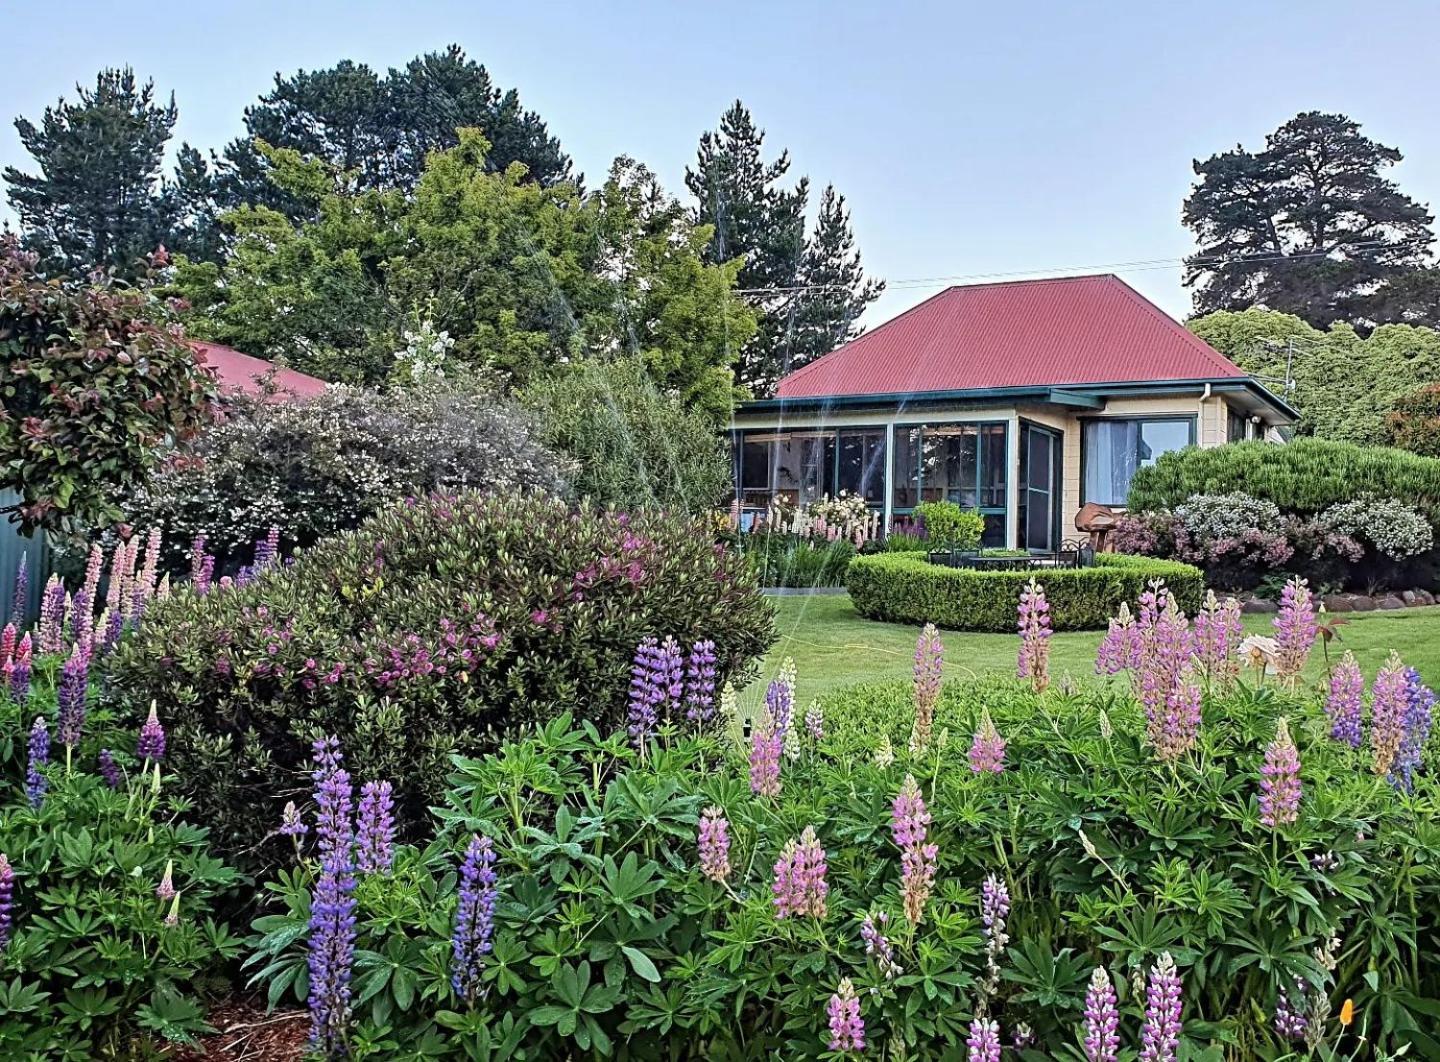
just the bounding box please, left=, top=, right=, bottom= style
left=172, top=998, right=307, bottom=1061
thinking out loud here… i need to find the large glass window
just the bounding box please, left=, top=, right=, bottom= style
left=890, top=421, right=1009, bottom=546
left=1227, top=405, right=1248, bottom=443
left=837, top=429, right=886, bottom=504
left=1082, top=417, right=1194, bottom=506
left=734, top=428, right=885, bottom=509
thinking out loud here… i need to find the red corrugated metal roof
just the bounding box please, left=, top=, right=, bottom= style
left=192, top=341, right=328, bottom=401
left=776, top=274, right=1245, bottom=399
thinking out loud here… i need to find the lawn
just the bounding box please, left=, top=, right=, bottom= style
left=758, top=592, right=1440, bottom=705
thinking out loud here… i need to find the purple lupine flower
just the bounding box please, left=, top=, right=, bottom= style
left=307, top=847, right=357, bottom=1056
left=137, top=703, right=166, bottom=762
left=772, top=826, right=827, bottom=919
left=980, top=873, right=1010, bottom=993
left=280, top=801, right=309, bottom=837
left=1272, top=577, right=1318, bottom=685
left=1369, top=652, right=1409, bottom=779
left=355, top=781, right=396, bottom=874
left=893, top=775, right=937, bottom=923
left=190, top=535, right=213, bottom=594
left=1259, top=717, right=1302, bottom=828
left=1138, top=588, right=1193, bottom=749
left=98, top=749, right=121, bottom=788
left=37, top=575, right=66, bottom=655
left=765, top=671, right=796, bottom=752
left=1095, top=602, right=1141, bottom=675
left=1083, top=967, right=1120, bottom=1062
left=1393, top=668, right=1436, bottom=791
left=684, top=639, right=718, bottom=724
left=966, top=1017, right=1002, bottom=1062
left=891, top=773, right=932, bottom=849
left=10, top=553, right=28, bottom=627
left=912, top=622, right=943, bottom=753
left=0, top=854, right=12, bottom=950
left=1192, top=590, right=1242, bottom=685
left=826, top=978, right=865, bottom=1054
left=9, top=633, right=31, bottom=703
left=1274, top=978, right=1308, bottom=1041
left=1139, top=952, right=1183, bottom=1062
left=968, top=709, right=1006, bottom=774
left=254, top=525, right=281, bottom=569
left=101, top=608, right=124, bottom=653
left=69, top=589, right=93, bottom=653
left=627, top=638, right=663, bottom=747
left=804, top=701, right=824, bottom=743
left=1016, top=576, right=1052, bottom=692
left=861, top=911, right=903, bottom=979
left=311, top=737, right=353, bottom=859
left=1153, top=676, right=1203, bottom=763
left=749, top=712, right=783, bottom=797
left=698, top=806, right=731, bottom=883
left=25, top=716, right=49, bottom=808
left=451, top=834, right=499, bottom=1003
left=156, top=860, right=176, bottom=901
left=0, top=622, right=13, bottom=665
left=56, top=642, right=90, bottom=749
left=1325, top=651, right=1366, bottom=747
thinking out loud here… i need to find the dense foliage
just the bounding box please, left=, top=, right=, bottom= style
left=0, top=664, right=241, bottom=1056
left=1387, top=381, right=1440, bottom=457
left=1127, top=439, right=1440, bottom=521
left=846, top=553, right=1204, bottom=631
left=104, top=492, right=775, bottom=859
left=910, top=501, right=985, bottom=552
left=738, top=532, right=856, bottom=588
left=0, top=239, right=217, bottom=535
left=125, top=382, right=572, bottom=570
left=521, top=358, right=730, bottom=514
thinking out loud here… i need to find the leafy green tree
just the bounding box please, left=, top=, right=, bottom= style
left=4, top=68, right=177, bottom=273
left=1191, top=307, right=1440, bottom=443
left=1183, top=112, right=1434, bottom=327
left=1386, top=383, right=1440, bottom=457
left=1366, top=265, right=1440, bottom=329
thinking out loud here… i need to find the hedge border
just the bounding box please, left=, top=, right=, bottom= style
left=845, top=552, right=1204, bottom=631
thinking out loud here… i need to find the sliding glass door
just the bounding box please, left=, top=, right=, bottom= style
left=1019, top=423, right=1062, bottom=552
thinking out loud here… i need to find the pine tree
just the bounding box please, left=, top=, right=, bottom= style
left=1184, top=111, right=1434, bottom=327
left=788, top=184, right=884, bottom=372
left=4, top=68, right=177, bottom=273
left=686, top=101, right=808, bottom=395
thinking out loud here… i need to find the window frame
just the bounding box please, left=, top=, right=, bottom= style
left=890, top=419, right=1010, bottom=547
left=1079, top=414, right=1197, bottom=507
left=731, top=426, right=888, bottom=511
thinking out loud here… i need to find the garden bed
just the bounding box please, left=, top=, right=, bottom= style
left=846, top=551, right=1203, bottom=630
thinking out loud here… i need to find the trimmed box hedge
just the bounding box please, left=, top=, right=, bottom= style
left=845, top=552, right=1204, bottom=631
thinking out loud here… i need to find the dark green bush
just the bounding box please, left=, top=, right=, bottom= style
left=910, top=501, right=984, bottom=550
left=1128, top=438, right=1440, bottom=520
left=104, top=492, right=775, bottom=859
left=740, top=533, right=855, bottom=588
left=846, top=552, right=1203, bottom=631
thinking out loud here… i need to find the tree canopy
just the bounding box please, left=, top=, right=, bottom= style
left=1183, top=112, right=1434, bottom=328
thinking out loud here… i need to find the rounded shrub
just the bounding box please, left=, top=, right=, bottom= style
left=104, top=492, right=775, bottom=858
left=845, top=552, right=1203, bottom=631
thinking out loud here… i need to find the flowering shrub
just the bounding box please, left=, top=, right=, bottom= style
left=743, top=493, right=882, bottom=547
left=1317, top=496, right=1434, bottom=560
left=104, top=492, right=775, bottom=859
left=125, top=382, right=573, bottom=570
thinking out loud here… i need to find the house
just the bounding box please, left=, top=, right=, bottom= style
left=728, top=274, right=1297, bottom=551
left=192, top=341, right=328, bottom=401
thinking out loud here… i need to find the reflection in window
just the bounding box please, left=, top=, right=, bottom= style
left=735, top=428, right=884, bottom=509
left=1082, top=418, right=1193, bottom=506
left=890, top=421, right=1009, bottom=545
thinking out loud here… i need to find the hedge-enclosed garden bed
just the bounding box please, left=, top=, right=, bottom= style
left=846, top=551, right=1204, bottom=630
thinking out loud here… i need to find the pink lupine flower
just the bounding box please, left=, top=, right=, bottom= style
left=1016, top=577, right=1052, bottom=692
left=826, top=977, right=865, bottom=1054
left=966, top=1017, right=1002, bottom=1062
left=1325, top=651, right=1365, bottom=747
left=891, top=773, right=931, bottom=849
left=1192, top=590, right=1242, bottom=685
left=860, top=911, right=902, bottom=979
left=891, top=775, right=937, bottom=923
left=698, top=806, right=731, bottom=883
left=1138, top=588, right=1193, bottom=746
left=772, top=826, right=827, bottom=919
left=1272, top=577, right=1318, bottom=685
left=1139, top=952, right=1183, bottom=1061
left=911, top=623, right=943, bottom=753
left=1258, top=717, right=1302, bottom=828
left=749, top=712, right=783, bottom=798
left=968, top=709, right=1006, bottom=774
left=1095, top=602, right=1141, bottom=675
left=1152, top=675, right=1202, bottom=763
left=1083, top=967, right=1120, bottom=1062
left=1369, top=652, right=1409, bottom=778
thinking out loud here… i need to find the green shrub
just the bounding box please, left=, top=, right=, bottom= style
left=1387, top=382, right=1440, bottom=457
left=879, top=532, right=928, bottom=552
left=740, top=533, right=855, bottom=587
left=1128, top=438, right=1440, bottom=520
left=245, top=664, right=1439, bottom=1058
left=910, top=501, right=984, bottom=550
left=845, top=552, right=1203, bottom=631
left=104, top=492, right=775, bottom=860
left=0, top=670, right=241, bottom=1055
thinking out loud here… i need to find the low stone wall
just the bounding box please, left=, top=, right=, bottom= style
left=1236, top=589, right=1437, bottom=614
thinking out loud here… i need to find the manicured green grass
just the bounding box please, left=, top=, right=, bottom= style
left=759, top=592, right=1440, bottom=705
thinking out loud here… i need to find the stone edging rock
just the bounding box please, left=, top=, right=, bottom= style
left=1235, top=588, right=1437, bottom=614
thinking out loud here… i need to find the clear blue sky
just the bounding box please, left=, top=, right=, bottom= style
left=3, top=0, right=1437, bottom=324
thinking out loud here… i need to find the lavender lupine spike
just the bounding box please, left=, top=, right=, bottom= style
left=1193, top=590, right=1242, bottom=685
left=1274, top=978, right=1309, bottom=1041
left=0, top=622, right=13, bottom=665
left=1259, top=717, right=1302, bottom=828
left=626, top=638, right=663, bottom=747
left=891, top=773, right=932, bottom=849
left=826, top=978, right=865, bottom=1054
left=749, top=710, right=783, bottom=797
left=1392, top=668, right=1436, bottom=791
left=307, top=846, right=357, bottom=1056
left=280, top=801, right=309, bottom=837
left=56, top=643, right=90, bottom=750
left=355, top=781, right=397, bottom=874
left=0, top=853, right=12, bottom=951
left=10, top=553, right=28, bottom=627
left=311, top=737, right=353, bottom=859
left=1016, top=577, right=1052, bottom=692
left=1139, top=952, right=1183, bottom=1062
left=772, top=826, right=828, bottom=919
left=9, top=634, right=31, bottom=703
left=80, top=543, right=104, bottom=611
left=25, top=716, right=49, bottom=808
left=860, top=911, right=903, bottom=980
left=980, top=873, right=1011, bottom=995
left=451, top=834, right=499, bottom=1003
left=1139, top=590, right=1193, bottom=749
left=1369, top=652, right=1410, bottom=779
left=765, top=660, right=797, bottom=751
left=1325, top=651, right=1366, bottom=747
left=1095, top=602, right=1141, bottom=675
left=892, top=775, right=937, bottom=923
left=966, top=1017, right=1002, bottom=1062
left=698, top=806, right=731, bottom=883
left=1152, top=674, right=1203, bottom=763
left=69, top=589, right=93, bottom=652
left=1082, top=967, right=1120, bottom=1062
left=911, top=622, right=943, bottom=754
left=137, top=702, right=166, bottom=762
left=684, top=639, right=718, bottom=724
left=98, top=749, right=121, bottom=788
left=190, top=535, right=212, bottom=594
left=1272, top=577, right=1318, bottom=685
left=804, top=701, right=825, bottom=743
left=37, top=575, right=66, bottom=655
left=968, top=708, right=1006, bottom=774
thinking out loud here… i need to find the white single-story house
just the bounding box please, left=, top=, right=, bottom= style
left=728, top=274, right=1297, bottom=551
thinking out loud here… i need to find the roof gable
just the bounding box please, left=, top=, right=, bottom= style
left=776, top=274, right=1245, bottom=399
